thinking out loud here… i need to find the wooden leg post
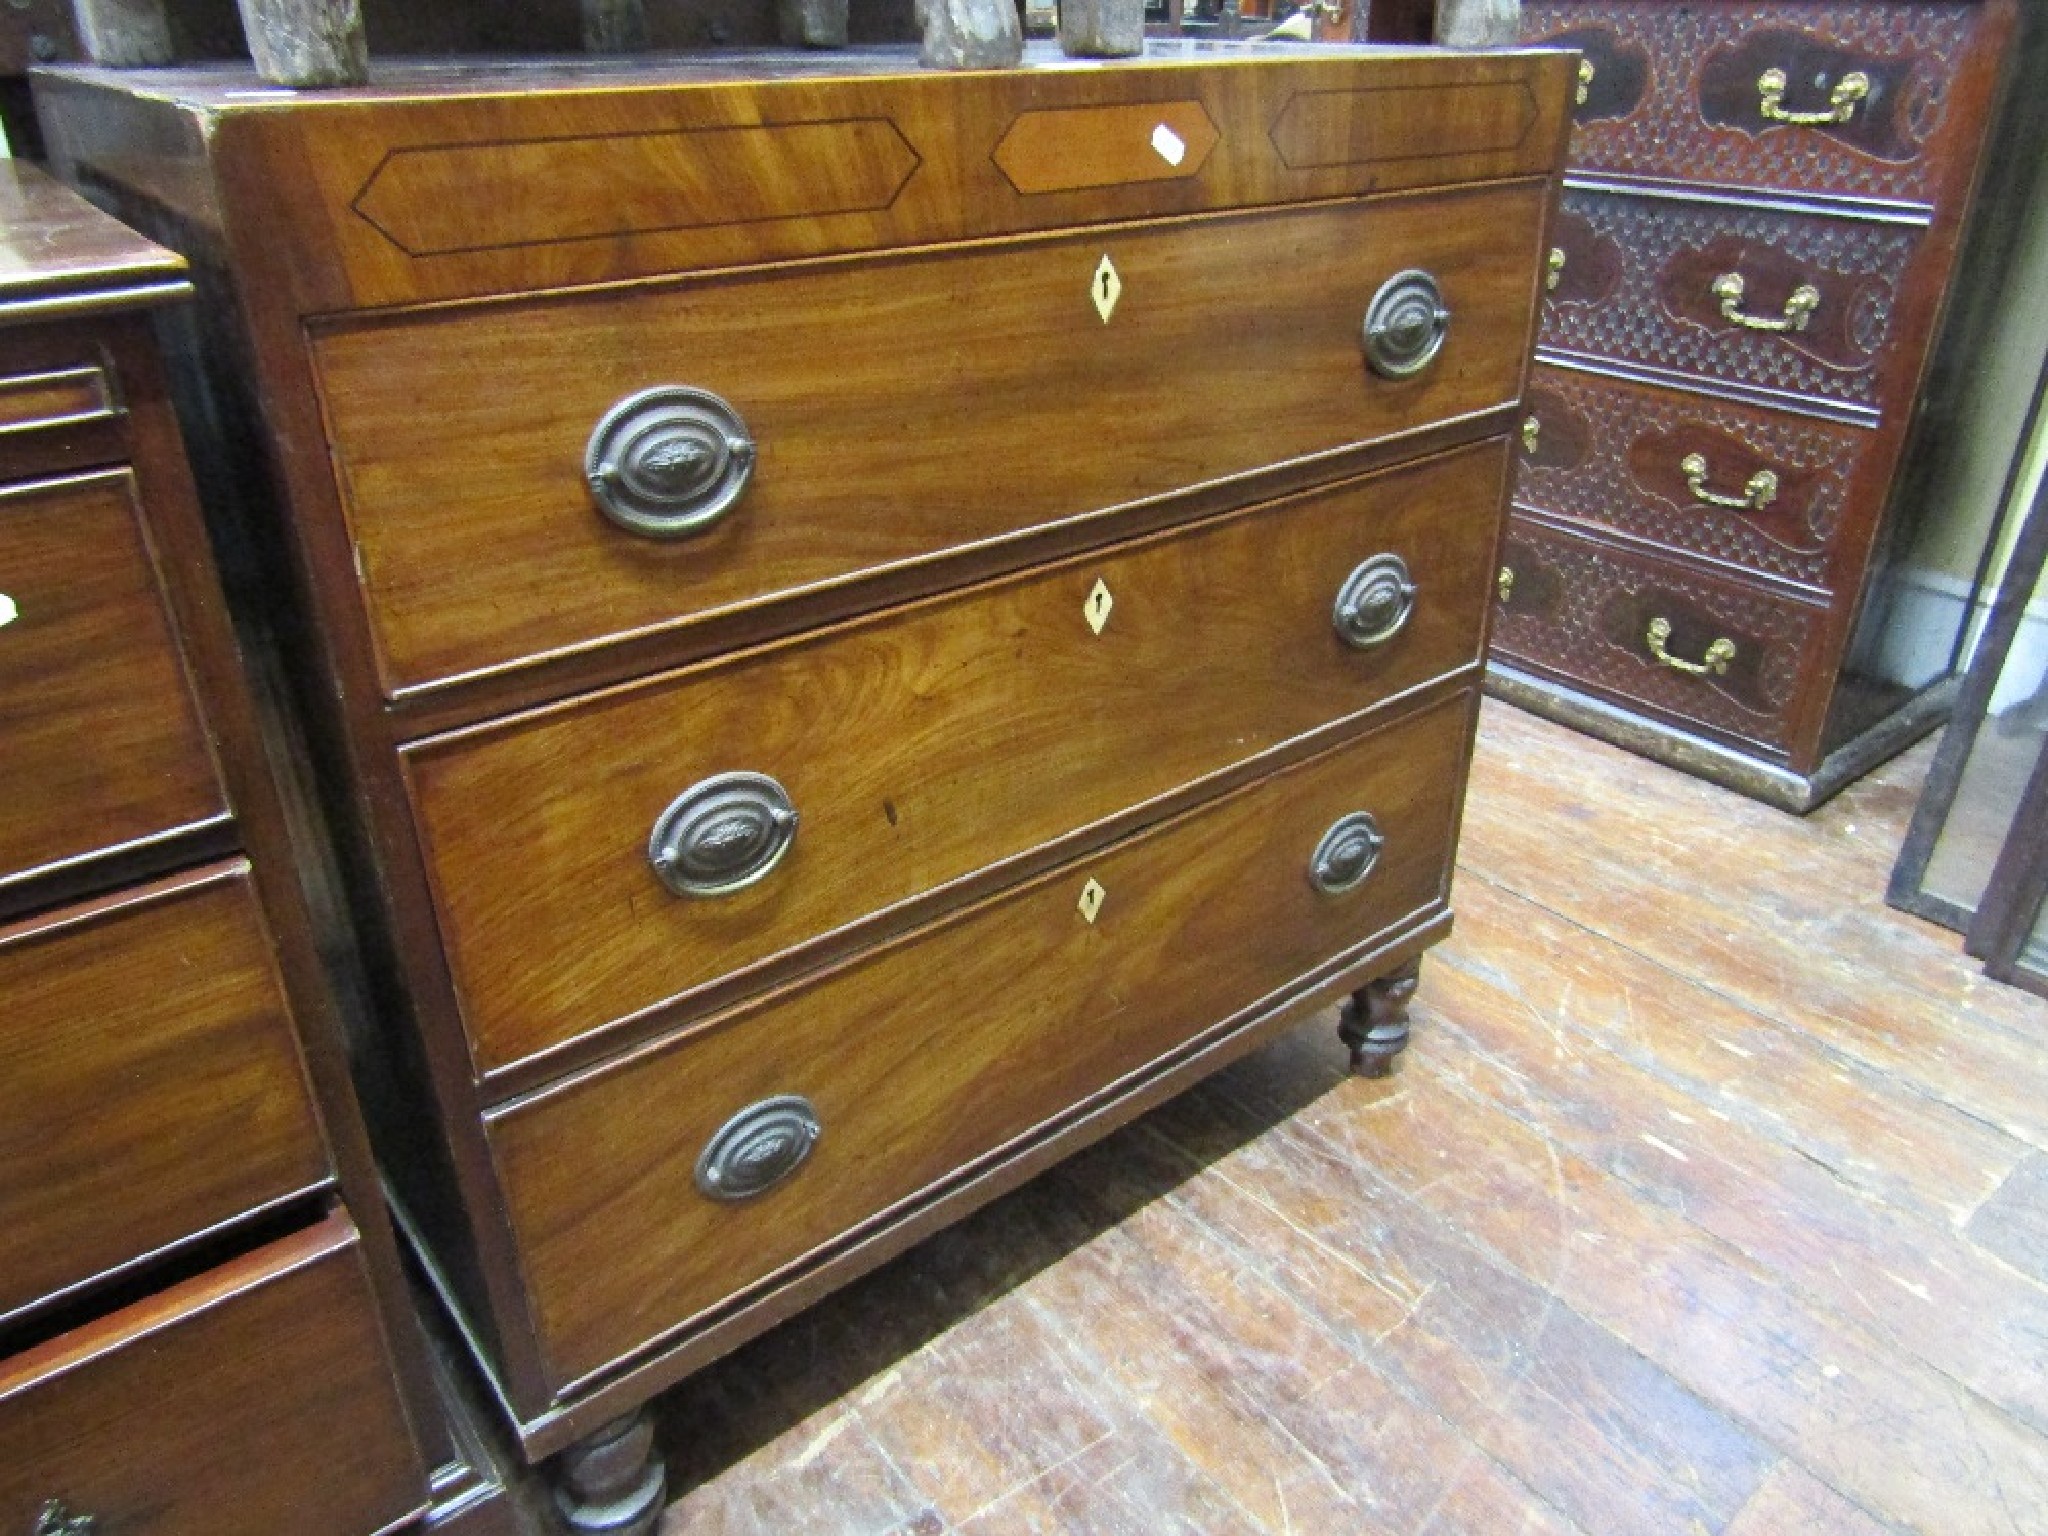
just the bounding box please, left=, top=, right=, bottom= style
left=551, top=1409, right=666, bottom=1536
left=69, top=0, right=173, bottom=65
left=1339, top=958, right=1421, bottom=1077
left=234, top=0, right=368, bottom=87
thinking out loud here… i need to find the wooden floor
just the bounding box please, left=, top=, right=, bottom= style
left=650, top=701, right=2048, bottom=1535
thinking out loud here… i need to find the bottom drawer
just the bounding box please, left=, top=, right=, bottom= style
left=1491, top=515, right=1825, bottom=755
left=0, top=1215, right=424, bottom=1536
left=491, top=687, right=1477, bottom=1388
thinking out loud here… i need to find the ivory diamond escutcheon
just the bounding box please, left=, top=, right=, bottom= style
left=1091, top=255, right=1122, bottom=323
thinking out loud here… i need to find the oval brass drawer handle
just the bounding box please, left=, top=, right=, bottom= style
left=1712, top=272, right=1820, bottom=333
left=1681, top=452, right=1779, bottom=512
left=1521, top=415, right=1541, bottom=454
left=1497, top=565, right=1515, bottom=604
left=1758, top=67, right=1870, bottom=127
left=695, top=1095, right=821, bottom=1201
left=1545, top=247, right=1566, bottom=292
left=1646, top=616, right=1735, bottom=677
left=648, top=771, right=798, bottom=897
left=1309, top=811, right=1384, bottom=895
left=586, top=385, right=757, bottom=539
left=1362, top=270, right=1450, bottom=379
left=1576, top=58, right=1595, bottom=107
left=1333, top=553, right=1417, bottom=649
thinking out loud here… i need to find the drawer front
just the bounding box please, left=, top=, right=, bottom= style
left=314, top=182, right=1548, bottom=696
left=1514, top=363, right=1876, bottom=590
left=1492, top=514, right=1824, bottom=753
left=1541, top=186, right=1920, bottom=412
left=0, top=328, right=128, bottom=484
left=0, top=1219, right=425, bottom=1536
left=490, top=687, right=1474, bottom=1387
left=0, top=863, right=331, bottom=1323
left=407, top=442, right=1507, bottom=1078
left=1525, top=1, right=1985, bottom=203
left=0, top=472, right=227, bottom=898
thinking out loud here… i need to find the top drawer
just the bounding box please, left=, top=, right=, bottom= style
left=0, top=471, right=228, bottom=906
left=314, top=182, right=1548, bottom=701
left=1525, top=0, right=1996, bottom=205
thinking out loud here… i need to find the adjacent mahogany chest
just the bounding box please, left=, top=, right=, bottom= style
left=36, top=42, right=1573, bottom=1519
left=0, top=163, right=427, bottom=1536
left=1501, top=0, right=2015, bottom=809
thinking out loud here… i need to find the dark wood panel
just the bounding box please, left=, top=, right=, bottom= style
left=0, top=469, right=229, bottom=904
left=1515, top=362, right=1878, bottom=591
left=1524, top=0, right=2011, bottom=205
left=407, top=443, right=1505, bottom=1079
left=1494, top=513, right=1826, bottom=756
left=0, top=1216, right=427, bottom=1536
left=0, top=159, right=188, bottom=316
left=0, top=861, right=331, bottom=1324
left=1542, top=185, right=1923, bottom=415
left=490, top=688, right=1473, bottom=1388
left=314, top=182, right=1547, bottom=697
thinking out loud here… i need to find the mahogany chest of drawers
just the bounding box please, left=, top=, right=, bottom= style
left=1502, top=0, right=2015, bottom=809
left=0, top=163, right=426, bottom=1536
left=37, top=42, right=1573, bottom=1526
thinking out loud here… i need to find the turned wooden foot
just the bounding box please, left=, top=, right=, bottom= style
left=1338, top=958, right=1420, bottom=1078
left=551, top=1409, right=666, bottom=1536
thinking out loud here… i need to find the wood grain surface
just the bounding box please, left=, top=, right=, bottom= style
left=313, top=182, right=1546, bottom=697
left=0, top=1215, right=426, bottom=1536
left=490, top=688, right=1472, bottom=1388
left=0, top=470, right=228, bottom=905
left=0, top=861, right=330, bottom=1324
left=34, top=45, right=1576, bottom=313
left=627, top=702, right=2048, bottom=1536
left=408, top=442, right=1504, bottom=1080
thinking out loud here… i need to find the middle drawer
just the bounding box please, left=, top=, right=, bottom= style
left=313, top=180, right=1548, bottom=698
left=404, top=440, right=1506, bottom=1081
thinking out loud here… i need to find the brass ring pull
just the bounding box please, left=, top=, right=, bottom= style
left=1646, top=616, right=1735, bottom=677
left=1712, top=273, right=1820, bottom=333
left=1576, top=58, right=1595, bottom=106
left=1546, top=247, right=1566, bottom=292
left=1681, top=452, right=1779, bottom=512
left=1521, top=416, right=1540, bottom=454
left=1758, top=67, right=1870, bottom=127
left=1497, top=566, right=1515, bottom=604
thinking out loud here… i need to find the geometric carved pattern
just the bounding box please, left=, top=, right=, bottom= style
left=1513, top=364, right=1871, bottom=589
left=1541, top=187, right=1919, bottom=411
left=1524, top=0, right=1971, bottom=203
left=1495, top=516, right=1818, bottom=752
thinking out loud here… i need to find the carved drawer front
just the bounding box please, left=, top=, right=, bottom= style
left=312, top=181, right=1547, bottom=698
left=1541, top=185, right=1920, bottom=412
left=0, top=862, right=331, bottom=1325
left=0, top=1216, right=425, bottom=1536
left=1514, top=363, right=1877, bottom=590
left=0, top=471, right=227, bottom=905
left=489, top=687, right=1473, bottom=1387
left=405, top=442, right=1506, bottom=1080
left=1493, top=514, right=1825, bottom=753
left=1524, top=0, right=1984, bottom=203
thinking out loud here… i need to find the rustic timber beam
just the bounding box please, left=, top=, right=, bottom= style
left=235, top=0, right=368, bottom=87
left=68, top=0, right=174, bottom=65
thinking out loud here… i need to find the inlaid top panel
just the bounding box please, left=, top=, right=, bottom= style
left=41, top=42, right=1575, bottom=313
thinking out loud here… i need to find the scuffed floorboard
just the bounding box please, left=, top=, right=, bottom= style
left=652, top=701, right=2048, bottom=1535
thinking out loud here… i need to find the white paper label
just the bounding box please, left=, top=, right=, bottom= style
left=1151, top=123, right=1188, bottom=167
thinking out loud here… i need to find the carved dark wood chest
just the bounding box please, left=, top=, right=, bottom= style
left=1501, top=0, right=2016, bottom=809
